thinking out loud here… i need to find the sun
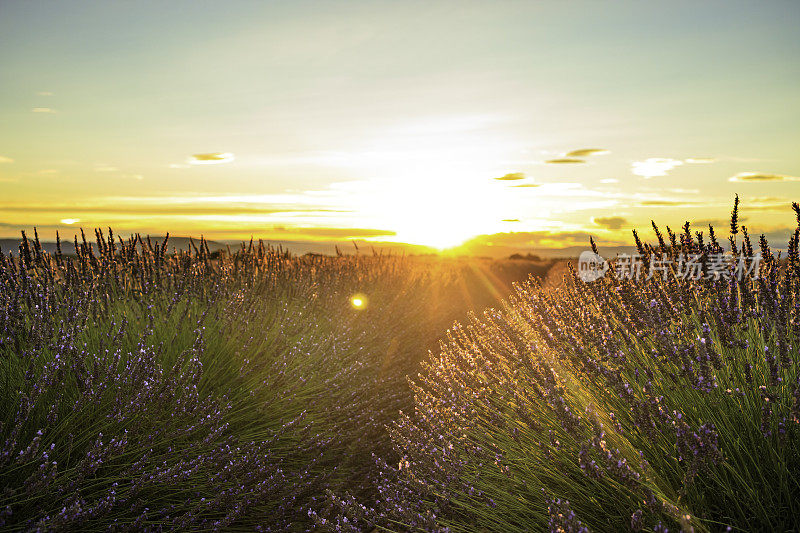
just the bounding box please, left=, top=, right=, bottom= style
left=359, top=171, right=511, bottom=250
left=383, top=186, right=506, bottom=250
left=327, top=119, right=522, bottom=250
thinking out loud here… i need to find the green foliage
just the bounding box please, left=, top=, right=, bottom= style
left=0, top=233, right=519, bottom=530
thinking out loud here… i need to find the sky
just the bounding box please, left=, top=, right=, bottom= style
left=0, top=0, right=798, bottom=254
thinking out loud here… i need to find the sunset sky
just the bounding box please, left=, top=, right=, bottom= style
left=1, top=0, right=798, bottom=253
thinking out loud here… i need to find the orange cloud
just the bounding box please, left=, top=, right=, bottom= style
left=495, top=172, right=526, bottom=181
left=593, top=216, right=627, bottom=230
left=565, top=148, right=609, bottom=157
left=546, top=158, right=585, bottom=164
left=189, top=153, right=235, bottom=165
left=729, top=172, right=799, bottom=182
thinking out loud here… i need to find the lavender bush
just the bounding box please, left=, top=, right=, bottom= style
left=330, top=200, right=800, bottom=532
left=4, top=200, right=797, bottom=532
left=0, top=231, right=500, bottom=530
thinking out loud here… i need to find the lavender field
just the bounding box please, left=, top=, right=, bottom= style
left=1, top=201, right=799, bottom=532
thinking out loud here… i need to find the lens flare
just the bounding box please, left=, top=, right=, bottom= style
left=350, top=294, right=367, bottom=309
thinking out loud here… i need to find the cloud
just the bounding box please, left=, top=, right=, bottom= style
left=0, top=221, right=70, bottom=231
left=692, top=218, right=739, bottom=229
left=747, top=198, right=798, bottom=214
left=630, top=157, right=714, bottom=179
left=0, top=156, right=13, bottom=163
left=501, top=219, right=520, bottom=222
left=593, top=216, right=628, bottom=230
left=495, top=172, right=526, bottom=181
left=546, top=158, right=586, bottom=164
left=0, top=202, right=347, bottom=216
left=90, top=164, right=141, bottom=180
left=748, top=203, right=795, bottom=213
left=32, top=107, right=57, bottom=114
left=729, top=172, right=800, bottom=182
left=565, top=148, right=610, bottom=157
left=512, top=182, right=542, bottom=188
left=461, top=230, right=597, bottom=250
left=638, top=200, right=699, bottom=207
left=189, top=152, right=235, bottom=165
left=600, top=178, right=619, bottom=184
left=631, top=158, right=684, bottom=178
left=272, top=227, right=395, bottom=238
left=36, top=91, right=54, bottom=96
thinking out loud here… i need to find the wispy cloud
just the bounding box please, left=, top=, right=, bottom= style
left=631, top=157, right=717, bottom=178
left=546, top=158, right=585, bottom=164
left=667, top=188, right=700, bottom=194
left=36, top=91, right=54, bottom=96
left=272, top=227, right=395, bottom=238
left=638, top=200, right=699, bottom=207
left=461, top=230, right=600, bottom=250
left=692, top=218, right=739, bottom=229
left=188, top=152, right=235, bottom=165
left=94, top=164, right=118, bottom=172
left=600, top=178, right=619, bottom=184
left=495, top=172, right=525, bottom=181
left=0, top=198, right=348, bottom=216
left=0, top=156, right=13, bottom=164
left=32, top=107, right=57, bottom=114
left=593, top=216, right=628, bottom=230
left=512, top=183, right=541, bottom=188
left=501, top=218, right=520, bottom=222
left=729, top=172, right=800, bottom=182
left=631, top=158, right=683, bottom=178
left=565, top=148, right=610, bottom=157
left=749, top=196, right=790, bottom=204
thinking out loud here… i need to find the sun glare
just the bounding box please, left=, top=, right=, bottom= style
left=334, top=123, right=521, bottom=250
